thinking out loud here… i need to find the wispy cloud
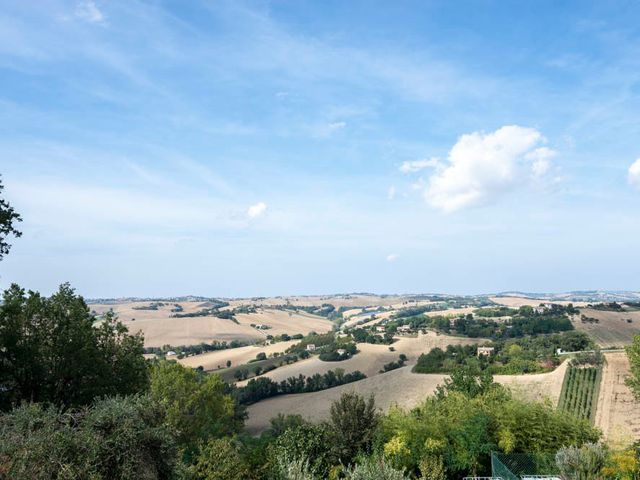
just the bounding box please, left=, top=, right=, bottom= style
left=386, top=253, right=399, bottom=262
left=247, top=202, right=267, bottom=219
left=75, top=1, right=105, bottom=24
left=399, top=158, right=440, bottom=174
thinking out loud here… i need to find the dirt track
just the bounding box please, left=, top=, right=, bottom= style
left=594, top=352, right=640, bottom=447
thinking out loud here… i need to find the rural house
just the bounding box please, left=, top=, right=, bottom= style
left=477, top=346, right=495, bottom=357
left=306, top=344, right=316, bottom=352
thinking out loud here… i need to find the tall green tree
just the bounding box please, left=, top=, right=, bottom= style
left=189, top=438, right=250, bottom=480
left=149, top=361, right=242, bottom=452
left=0, top=176, right=21, bottom=261
left=329, top=392, right=380, bottom=464
left=0, top=283, right=149, bottom=410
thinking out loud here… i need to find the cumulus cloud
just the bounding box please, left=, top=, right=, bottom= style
left=247, top=202, right=267, bottom=218
left=527, top=147, right=556, bottom=178
left=629, top=159, right=640, bottom=189
left=75, top=1, right=105, bottom=23
left=399, top=158, right=440, bottom=173
left=386, top=253, right=399, bottom=262
left=419, top=126, right=553, bottom=213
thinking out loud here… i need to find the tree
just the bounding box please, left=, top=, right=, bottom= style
left=268, top=413, right=307, bottom=437
left=270, top=423, right=335, bottom=478
left=329, top=392, right=380, bottom=464
left=435, top=365, right=496, bottom=399
left=0, top=177, right=22, bottom=261
left=189, top=438, right=249, bottom=480
left=556, top=443, right=607, bottom=480
left=0, top=283, right=148, bottom=410
left=0, top=395, right=181, bottom=480
left=149, top=361, right=241, bottom=452
left=625, top=335, right=640, bottom=400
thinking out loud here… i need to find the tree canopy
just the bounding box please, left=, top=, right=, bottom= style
left=0, top=283, right=149, bottom=410
left=0, top=177, right=21, bottom=262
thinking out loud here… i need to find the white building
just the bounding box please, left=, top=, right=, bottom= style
left=306, top=344, right=316, bottom=352
left=336, top=348, right=347, bottom=356
left=376, top=325, right=386, bottom=332
left=477, top=346, right=495, bottom=357
left=398, top=325, right=411, bottom=332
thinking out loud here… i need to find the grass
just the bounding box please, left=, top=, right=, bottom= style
left=557, top=364, right=603, bottom=423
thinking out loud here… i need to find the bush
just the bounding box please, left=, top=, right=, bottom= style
left=0, top=395, right=180, bottom=480
left=344, top=457, right=409, bottom=480
left=189, top=438, right=249, bottom=480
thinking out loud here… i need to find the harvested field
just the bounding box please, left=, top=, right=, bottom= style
left=234, top=308, right=332, bottom=337
left=124, top=315, right=262, bottom=348
left=228, top=294, right=407, bottom=308
left=89, top=302, right=332, bottom=348
left=245, top=362, right=568, bottom=434
left=178, top=340, right=299, bottom=371
left=245, top=367, right=447, bottom=434
left=594, top=352, right=640, bottom=447
left=574, top=309, right=640, bottom=346
left=495, top=360, right=568, bottom=405
left=490, top=296, right=588, bottom=308
left=239, top=331, right=483, bottom=384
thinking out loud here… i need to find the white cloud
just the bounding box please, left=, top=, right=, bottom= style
left=309, top=121, right=346, bottom=138
left=422, top=126, right=549, bottom=212
left=247, top=202, right=267, bottom=218
left=526, top=147, right=556, bottom=177
left=75, top=1, right=105, bottom=24
left=629, top=159, right=640, bottom=189
left=387, top=185, right=396, bottom=200
left=399, top=158, right=440, bottom=173
left=386, top=253, right=399, bottom=262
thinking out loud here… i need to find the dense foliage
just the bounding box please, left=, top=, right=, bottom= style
left=626, top=334, right=640, bottom=401
left=389, top=304, right=576, bottom=340
left=0, top=395, right=181, bottom=479
left=414, top=331, right=592, bottom=375
left=234, top=369, right=366, bottom=405
left=0, top=177, right=22, bottom=261
left=0, top=283, right=149, bottom=411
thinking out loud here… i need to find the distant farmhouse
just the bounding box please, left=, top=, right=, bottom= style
left=477, top=346, right=495, bottom=357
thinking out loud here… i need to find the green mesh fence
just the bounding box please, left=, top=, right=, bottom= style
left=491, top=452, right=559, bottom=479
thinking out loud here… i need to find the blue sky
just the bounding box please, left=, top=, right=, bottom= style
left=1, top=0, right=640, bottom=297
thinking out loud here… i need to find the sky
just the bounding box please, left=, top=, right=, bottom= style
left=1, top=0, right=640, bottom=298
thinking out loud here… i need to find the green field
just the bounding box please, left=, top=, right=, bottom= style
left=557, top=365, right=603, bottom=423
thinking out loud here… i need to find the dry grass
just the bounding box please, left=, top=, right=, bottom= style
left=594, top=352, right=640, bottom=447
left=490, top=296, right=589, bottom=308
left=228, top=294, right=408, bottom=308
left=89, top=302, right=331, bottom=348
left=238, top=331, right=483, bottom=385
left=245, top=362, right=568, bottom=435
left=234, top=309, right=332, bottom=337
left=178, top=340, right=299, bottom=371
left=574, top=309, right=640, bottom=347
left=244, top=367, right=447, bottom=434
